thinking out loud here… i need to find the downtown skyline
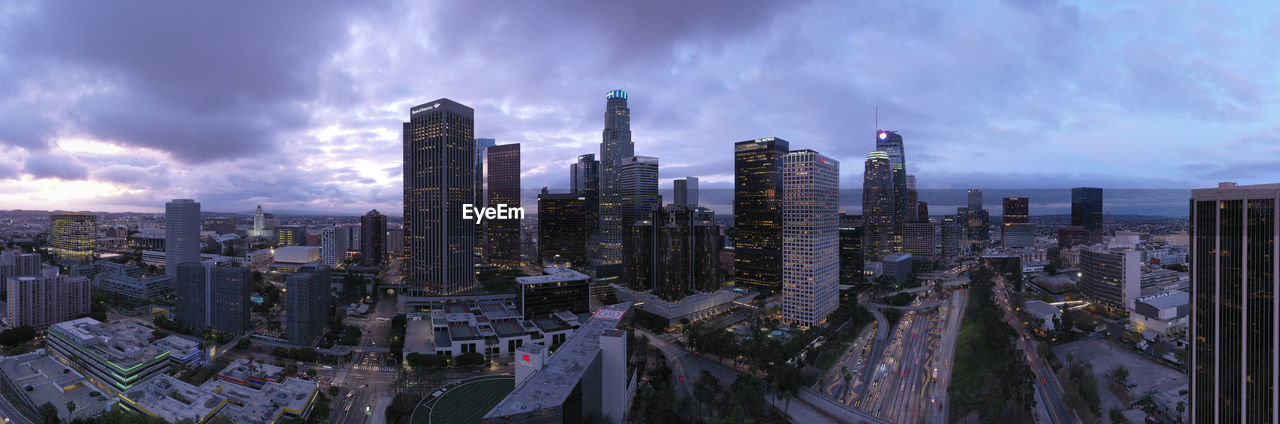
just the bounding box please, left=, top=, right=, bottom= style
left=1, top=2, right=1279, bottom=215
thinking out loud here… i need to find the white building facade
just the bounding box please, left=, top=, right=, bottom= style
left=781, top=149, right=840, bottom=327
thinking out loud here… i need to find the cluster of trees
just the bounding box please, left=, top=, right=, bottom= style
left=1061, top=354, right=1102, bottom=417
left=948, top=265, right=1036, bottom=422
left=632, top=309, right=670, bottom=333
left=0, top=325, right=36, bottom=347
left=384, top=393, right=420, bottom=424
left=176, top=356, right=233, bottom=386
left=387, top=314, right=407, bottom=360
left=69, top=406, right=168, bottom=424
left=271, top=346, right=319, bottom=362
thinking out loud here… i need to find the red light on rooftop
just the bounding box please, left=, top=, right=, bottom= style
left=522, top=354, right=530, bottom=362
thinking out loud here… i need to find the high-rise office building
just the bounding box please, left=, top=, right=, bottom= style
left=274, top=225, right=305, bottom=247
left=733, top=137, right=789, bottom=293
left=175, top=262, right=208, bottom=328
left=387, top=227, right=404, bottom=256
left=403, top=99, right=475, bottom=294
left=321, top=227, right=350, bottom=267
left=286, top=264, right=330, bottom=345
left=863, top=151, right=897, bottom=261
left=958, top=206, right=990, bottom=242
left=1071, top=187, right=1104, bottom=243
left=781, top=150, right=839, bottom=328
left=916, top=202, right=929, bottom=223
left=6, top=270, right=90, bottom=328
left=1002, top=223, right=1035, bottom=249
left=876, top=130, right=908, bottom=235
left=598, top=90, right=634, bottom=264
left=940, top=215, right=961, bottom=257
left=360, top=210, right=387, bottom=266
left=1189, top=182, right=1278, bottom=423
left=537, top=188, right=587, bottom=266
left=674, top=177, right=698, bottom=208
left=1057, top=226, right=1091, bottom=250
left=165, top=199, right=201, bottom=277
left=903, top=221, right=935, bottom=260
left=905, top=174, right=919, bottom=222
left=620, top=155, right=660, bottom=231
left=968, top=189, right=983, bottom=210
left=1002, top=197, right=1029, bottom=223
left=1078, top=247, right=1140, bottom=313
left=50, top=213, right=96, bottom=262
left=571, top=153, right=601, bottom=252
left=839, top=215, right=864, bottom=284
left=485, top=143, right=521, bottom=266
left=205, top=217, right=237, bottom=235
left=474, top=138, right=498, bottom=254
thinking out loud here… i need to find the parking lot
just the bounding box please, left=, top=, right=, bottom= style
left=1053, top=338, right=1187, bottom=417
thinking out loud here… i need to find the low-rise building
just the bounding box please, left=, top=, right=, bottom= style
left=1023, top=300, right=1061, bottom=330
left=611, top=285, right=756, bottom=326
left=0, top=350, right=111, bottom=421
left=882, top=253, right=913, bottom=284
left=404, top=302, right=581, bottom=362
left=46, top=318, right=193, bottom=393
left=200, top=377, right=320, bottom=423
left=1130, top=290, right=1189, bottom=337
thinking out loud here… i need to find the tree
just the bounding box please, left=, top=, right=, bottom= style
left=306, top=368, right=318, bottom=378
left=67, top=400, right=77, bottom=414
left=38, top=402, right=58, bottom=424
left=390, top=314, right=407, bottom=331
left=455, top=351, right=488, bottom=368
left=295, top=347, right=318, bottom=362
left=1109, top=408, right=1128, bottom=424
left=1111, top=365, right=1129, bottom=385
left=0, top=326, right=37, bottom=346
left=1176, top=401, right=1185, bottom=422
left=328, top=386, right=340, bottom=396
left=237, top=337, right=252, bottom=349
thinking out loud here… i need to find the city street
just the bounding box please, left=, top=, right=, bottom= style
left=992, top=275, right=1075, bottom=424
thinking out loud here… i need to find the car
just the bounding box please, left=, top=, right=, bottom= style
left=295, top=361, right=303, bottom=365
left=358, top=384, right=368, bottom=389
left=1040, top=378, right=1046, bottom=385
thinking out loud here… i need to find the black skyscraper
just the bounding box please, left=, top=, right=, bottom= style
left=733, top=137, right=789, bottom=293
left=1071, top=187, right=1103, bottom=242
left=1003, top=197, right=1029, bottom=223
left=403, top=99, right=475, bottom=294
left=839, top=214, right=864, bottom=284
left=1189, top=182, right=1278, bottom=423
left=361, top=209, right=387, bottom=266
left=485, top=143, right=521, bottom=266
left=537, top=188, right=587, bottom=265
left=863, top=151, right=897, bottom=261
left=571, top=153, right=600, bottom=252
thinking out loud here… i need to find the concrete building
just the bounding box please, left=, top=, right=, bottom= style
left=1023, top=300, right=1062, bottom=330
left=175, top=262, right=252, bottom=335
left=781, top=149, right=839, bottom=327
left=1002, top=222, right=1034, bottom=249
left=612, top=286, right=756, bottom=326
left=165, top=199, right=202, bottom=277
left=46, top=318, right=200, bottom=393
left=0, top=350, right=110, bottom=421
left=285, top=265, right=330, bottom=346
left=403, top=302, right=580, bottom=361
left=205, top=217, right=237, bottom=235
left=321, top=226, right=350, bottom=267
left=516, top=267, right=591, bottom=318
left=94, top=265, right=172, bottom=303
left=1078, top=247, right=1141, bottom=313
left=940, top=214, right=961, bottom=258
left=0, top=248, right=41, bottom=287
left=6, top=269, right=91, bottom=328
left=882, top=253, right=913, bottom=284
left=50, top=213, right=97, bottom=262
left=1130, top=290, right=1189, bottom=337
left=902, top=221, right=935, bottom=260
left=403, top=99, right=476, bottom=294
left=484, top=303, right=637, bottom=424
left=274, top=225, right=306, bottom=247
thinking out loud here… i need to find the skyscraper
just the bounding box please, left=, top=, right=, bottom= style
left=1189, top=182, right=1278, bottom=423
left=781, top=150, right=839, bottom=328
left=1078, top=247, right=1140, bottom=313
left=674, top=177, right=699, bottom=208
left=165, top=199, right=201, bottom=277
left=620, top=156, right=660, bottom=233
left=1071, top=187, right=1104, bottom=243
left=474, top=138, right=497, bottom=253
left=916, top=201, right=929, bottom=223
left=209, top=266, right=251, bottom=335
left=905, top=174, right=919, bottom=222
left=537, top=188, right=586, bottom=266
left=571, top=153, right=600, bottom=252
left=839, top=215, right=864, bottom=284
left=321, top=227, right=350, bottom=267
left=274, top=225, right=305, bottom=247
left=485, top=143, right=522, bottom=266
left=598, top=90, right=634, bottom=264
left=1002, top=197, right=1029, bottom=223
left=734, top=137, right=789, bottom=293
left=175, top=262, right=208, bottom=327
left=6, top=270, right=90, bottom=328
left=360, top=210, right=387, bottom=266
left=903, top=221, right=936, bottom=260
left=50, top=213, right=96, bottom=262
left=404, top=99, right=475, bottom=294
left=863, top=151, right=897, bottom=261
left=286, top=264, right=330, bottom=345
left=627, top=205, right=722, bottom=300
left=968, top=189, right=983, bottom=210
left=940, top=215, right=961, bottom=257
left=877, top=130, right=908, bottom=243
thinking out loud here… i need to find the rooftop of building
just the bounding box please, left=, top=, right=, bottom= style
left=217, top=358, right=285, bottom=385
left=1136, top=290, right=1189, bottom=310
left=0, top=350, right=110, bottom=420
left=514, top=267, right=592, bottom=286
left=121, top=375, right=226, bottom=423
left=411, top=302, right=581, bottom=354
left=485, top=302, right=634, bottom=418
left=883, top=252, right=913, bottom=262
left=48, top=318, right=169, bottom=370
left=200, top=377, right=318, bottom=423
left=1023, top=300, right=1061, bottom=317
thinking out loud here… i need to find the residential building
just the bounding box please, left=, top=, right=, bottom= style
left=6, top=270, right=91, bottom=328
left=0, top=249, right=41, bottom=286
left=285, top=265, right=329, bottom=345
left=404, top=98, right=475, bottom=294
left=781, top=149, right=839, bottom=328
left=360, top=210, right=387, bottom=265
left=1078, top=247, right=1140, bottom=313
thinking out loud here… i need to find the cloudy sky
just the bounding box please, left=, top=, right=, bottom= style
left=1, top=1, right=1278, bottom=215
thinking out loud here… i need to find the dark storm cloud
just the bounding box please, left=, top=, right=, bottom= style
left=24, top=154, right=89, bottom=180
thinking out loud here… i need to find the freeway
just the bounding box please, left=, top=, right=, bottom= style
left=851, top=289, right=961, bottom=423
left=0, top=392, right=34, bottom=424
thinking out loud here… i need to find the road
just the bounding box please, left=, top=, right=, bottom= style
left=0, top=393, right=34, bottom=424
left=818, top=323, right=876, bottom=401
left=991, top=275, right=1076, bottom=424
